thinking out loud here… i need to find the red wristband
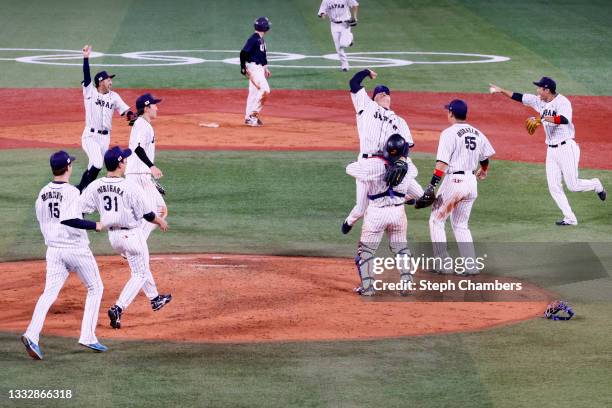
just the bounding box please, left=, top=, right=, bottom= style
left=553, top=115, right=561, bottom=125
left=433, top=168, right=444, bottom=178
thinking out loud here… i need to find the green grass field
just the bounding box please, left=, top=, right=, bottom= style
left=1, top=0, right=612, bottom=94
left=1, top=0, right=612, bottom=407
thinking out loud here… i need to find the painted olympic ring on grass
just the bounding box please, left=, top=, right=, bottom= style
left=0, top=48, right=510, bottom=68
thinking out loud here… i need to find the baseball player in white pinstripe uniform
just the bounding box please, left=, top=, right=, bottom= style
left=490, top=77, right=606, bottom=225
left=352, top=135, right=414, bottom=295
left=318, top=0, right=359, bottom=71
left=76, top=146, right=171, bottom=330
left=126, top=93, right=167, bottom=240
left=22, top=151, right=106, bottom=360
left=416, top=100, right=495, bottom=274
left=342, top=69, right=423, bottom=234
left=77, top=45, right=135, bottom=192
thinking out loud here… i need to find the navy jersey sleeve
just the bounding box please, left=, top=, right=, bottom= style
left=242, top=34, right=257, bottom=54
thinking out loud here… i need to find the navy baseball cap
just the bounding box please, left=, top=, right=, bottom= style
left=533, top=76, right=556, bottom=93
left=445, top=99, right=468, bottom=118
left=136, top=93, right=162, bottom=110
left=94, top=70, right=115, bottom=87
left=104, top=146, right=132, bottom=170
left=372, top=85, right=391, bottom=99
left=50, top=150, right=76, bottom=171
left=254, top=16, right=271, bottom=32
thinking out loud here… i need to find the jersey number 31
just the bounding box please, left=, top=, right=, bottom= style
left=103, top=196, right=119, bottom=212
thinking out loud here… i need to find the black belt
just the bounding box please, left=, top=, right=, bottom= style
left=332, top=20, right=345, bottom=24
left=90, top=128, right=109, bottom=135
left=109, top=227, right=129, bottom=231
left=451, top=170, right=476, bottom=175
left=548, top=141, right=567, bottom=148
left=368, top=188, right=405, bottom=200
left=361, top=153, right=383, bottom=159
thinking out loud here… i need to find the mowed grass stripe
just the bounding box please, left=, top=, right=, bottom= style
left=0, top=149, right=611, bottom=263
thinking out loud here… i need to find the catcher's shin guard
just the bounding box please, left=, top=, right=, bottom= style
left=390, top=244, right=413, bottom=284
left=355, top=242, right=377, bottom=296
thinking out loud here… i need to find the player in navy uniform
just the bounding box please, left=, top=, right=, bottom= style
left=240, top=17, right=271, bottom=126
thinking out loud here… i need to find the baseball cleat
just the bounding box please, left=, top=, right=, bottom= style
left=598, top=189, right=606, bottom=201
left=244, top=116, right=261, bottom=127
left=341, top=221, right=352, bottom=234
left=354, top=286, right=375, bottom=296
left=108, top=305, right=122, bottom=329
left=21, top=335, right=43, bottom=360
left=151, top=294, right=172, bottom=311
left=341, top=68, right=348, bottom=72
left=79, top=342, right=108, bottom=352
left=425, top=268, right=454, bottom=275
left=555, top=220, right=577, bottom=226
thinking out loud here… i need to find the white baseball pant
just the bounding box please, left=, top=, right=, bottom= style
left=330, top=22, right=353, bottom=70
left=546, top=139, right=603, bottom=224
left=245, top=62, right=270, bottom=119
left=24, top=247, right=103, bottom=345
left=81, top=128, right=110, bottom=169
left=357, top=205, right=412, bottom=292
left=126, top=173, right=166, bottom=240
left=109, top=228, right=159, bottom=310
left=429, top=173, right=478, bottom=269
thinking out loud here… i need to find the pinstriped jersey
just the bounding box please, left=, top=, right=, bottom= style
left=351, top=88, right=414, bottom=154
left=79, top=177, right=153, bottom=229
left=83, top=83, right=129, bottom=132
left=126, top=117, right=155, bottom=175
left=36, top=182, right=89, bottom=248
left=348, top=158, right=411, bottom=207
left=522, top=93, right=574, bottom=145
left=436, top=123, right=495, bottom=174
left=318, top=0, right=358, bottom=21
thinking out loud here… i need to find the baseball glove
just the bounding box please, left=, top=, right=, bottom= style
left=152, top=176, right=166, bottom=196
left=126, top=111, right=138, bottom=126
left=526, top=116, right=542, bottom=135
left=384, top=159, right=408, bottom=187
left=347, top=18, right=357, bottom=27
left=414, top=185, right=436, bottom=209
left=543, top=300, right=575, bottom=320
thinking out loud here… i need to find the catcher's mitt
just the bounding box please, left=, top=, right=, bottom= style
left=543, top=300, right=574, bottom=320
left=526, top=116, right=542, bottom=135
left=347, top=18, right=357, bottom=27
left=414, top=185, right=436, bottom=209
left=152, top=176, right=166, bottom=196
left=384, top=159, right=408, bottom=187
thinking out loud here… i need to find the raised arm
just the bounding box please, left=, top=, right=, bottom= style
left=489, top=83, right=523, bottom=103
left=82, top=45, right=92, bottom=87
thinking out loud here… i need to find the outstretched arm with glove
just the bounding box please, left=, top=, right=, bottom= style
left=414, top=161, right=447, bottom=209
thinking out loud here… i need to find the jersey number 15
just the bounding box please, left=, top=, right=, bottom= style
left=48, top=202, right=60, bottom=218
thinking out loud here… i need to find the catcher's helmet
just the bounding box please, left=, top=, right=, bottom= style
left=383, top=134, right=409, bottom=163
left=254, top=16, right=271, bottom=32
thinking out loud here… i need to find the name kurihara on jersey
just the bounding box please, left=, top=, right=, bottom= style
left=36, top=182, right=89, bottom=248
left=351, top=88, right=413, bottom=154
left=83, top=83, right=129, bottom=131
left=79, top=177, right=153, bottom=229
left=126, top=117, right=155, bottom=175
left=522, top=93, right=574, bottom=145
left=436, top=124, right=495, bottom=174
